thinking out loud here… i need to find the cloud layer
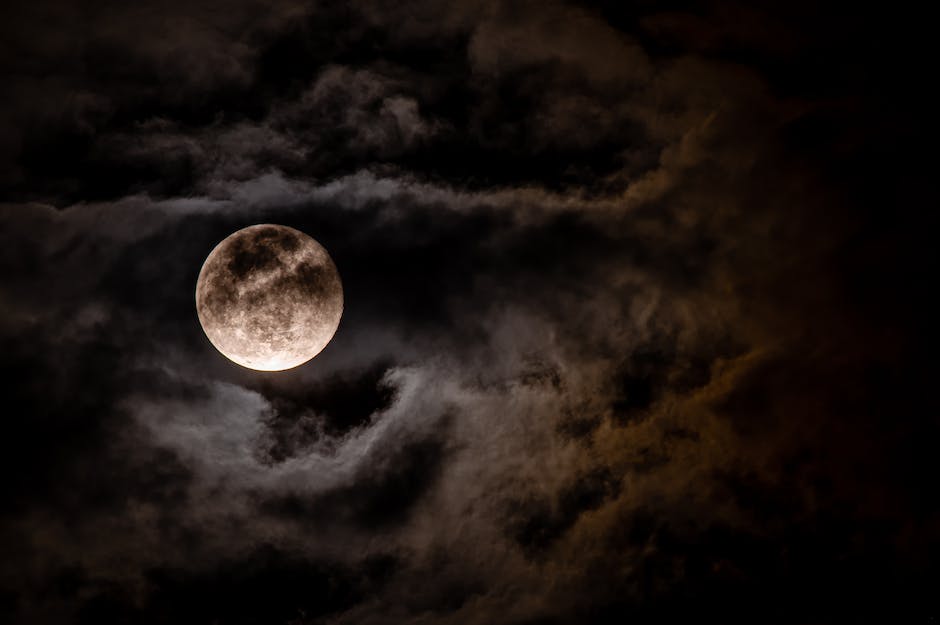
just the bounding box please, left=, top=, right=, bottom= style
left=0, top=1, right=936, bottom=624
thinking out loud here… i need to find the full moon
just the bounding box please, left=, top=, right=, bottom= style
left=195, top=224, right=343, bottom=371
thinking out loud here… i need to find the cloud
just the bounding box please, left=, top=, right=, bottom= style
left=1, top=1, right=936, bottom=624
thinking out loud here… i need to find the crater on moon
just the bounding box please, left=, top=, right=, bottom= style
left=195, top=224, right=344, bottom=371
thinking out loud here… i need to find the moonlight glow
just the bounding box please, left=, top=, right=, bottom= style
left=195, top=224, right=343, bottom=371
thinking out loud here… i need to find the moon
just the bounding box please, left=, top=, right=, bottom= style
left=195, top=224, right=343, bottom=371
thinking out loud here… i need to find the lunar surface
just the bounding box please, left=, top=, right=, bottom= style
left=195, top=224, right=343, bottom=371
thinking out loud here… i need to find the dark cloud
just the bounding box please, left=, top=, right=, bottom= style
left=1, top=0, right=936, bottom=624
left=254, top=362, right=400, bottom=462
left=508, top=467, right=621, bottom=555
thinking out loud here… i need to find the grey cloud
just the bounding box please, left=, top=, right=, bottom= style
left=282, top=66, right=442, bottom=156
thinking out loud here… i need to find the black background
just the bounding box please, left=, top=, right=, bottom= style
left=1, top=1, right=937, bottom=623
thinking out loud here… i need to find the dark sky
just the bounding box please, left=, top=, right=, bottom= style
left=0, top=1, right=937, bottom=624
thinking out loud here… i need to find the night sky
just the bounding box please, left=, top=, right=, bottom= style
left=1, top=2, right=937, bottom=624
